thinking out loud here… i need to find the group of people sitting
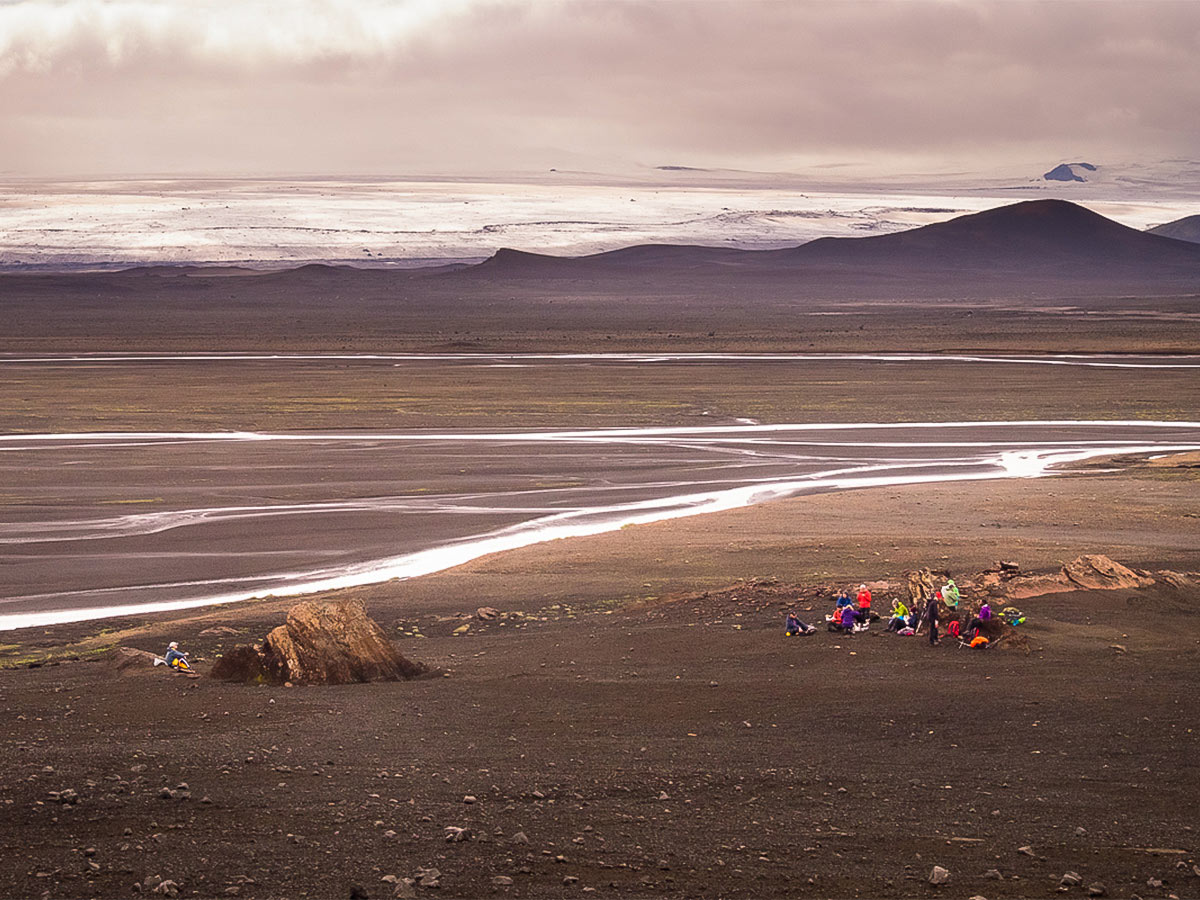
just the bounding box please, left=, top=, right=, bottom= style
left=785, top=577, right=995, bottom=648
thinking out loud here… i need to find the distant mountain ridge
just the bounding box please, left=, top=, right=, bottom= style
left=474, top=200, right=1200, bottom=278
left=1148, top=214, right=1200, bottom=244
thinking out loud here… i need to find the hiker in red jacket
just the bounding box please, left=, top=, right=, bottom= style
left=855, top=584, right=872, bottom=622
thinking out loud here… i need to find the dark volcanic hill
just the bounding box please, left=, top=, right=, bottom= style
left=1148, top=214, right=1200, bottom=244
left=473, top=200, right=1200, bottom=278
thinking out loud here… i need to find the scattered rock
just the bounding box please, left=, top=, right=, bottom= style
left=1147, top=877, right=1164, bottom=888
left=443, top=826, right=472, bottom=843
left=452, top=624, right=470, bottom=636
left=491, top=876, right=514, bottom=886
left=463, top=795, right=476, bottom=804
left=563, top=875, right=579, bottom=885
left=1087, top=883, right=1106, bottom=897
left=199, top=626, right=239, bottom=636
left=476, top=607, right=500, bottom=620
left=1061, top=872, right=1083, bottom=886
left=1017, top=845, right=1035, bottom=857
left=153, top=881, right=180, bottom=897
left=509, top=832, right=529, bottom=844
left=983, top=869, right=1003, bottom=880
left=929, top=865, right=951, bottom=885
left=416, top=867, right=441, bottom=889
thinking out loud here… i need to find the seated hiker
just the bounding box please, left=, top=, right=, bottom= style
left=946, top=619, right=961, bottom=640
left=829, top=604, right=858, bottom=633
left=835, top=589, right=853, bottom=610
left=965, top=602, right=992, bottom=636
left=786, top=611, right=816, bottom=636
left=886, top=598, right=910, bottom=632
left=163, top=641, right=189, bottom=670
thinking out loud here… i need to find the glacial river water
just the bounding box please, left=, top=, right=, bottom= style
left=2, top=354, right=1199, bottom=629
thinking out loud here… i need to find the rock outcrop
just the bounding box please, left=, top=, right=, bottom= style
left=104, top=647, right=161, bottom=675
left=211, top=599, right=424, bottom=686
left=1061, top=555, right=1154, bottom=591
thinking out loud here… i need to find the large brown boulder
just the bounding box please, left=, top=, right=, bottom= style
left=1062, top=555, right=1154, bottom=591
left=211, top=599, right=424, bottom=686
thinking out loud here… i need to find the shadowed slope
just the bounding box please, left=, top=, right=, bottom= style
left=1149, top=214, right=1200, bottom=244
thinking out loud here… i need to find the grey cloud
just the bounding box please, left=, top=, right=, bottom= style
left=0, top=0, right=1197, bottom=177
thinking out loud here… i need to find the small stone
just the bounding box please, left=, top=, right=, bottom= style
left=531, top=790, right=545, bottom=800
left=929, top=865, right=951, bottom=885
left=153, top=881, right=180, bottom=897
left=1061, top=872, right=1083, bottom=887
left=491, top=876, right=514, bottom=886
left=143, top=875, right=163, bottom=890
left=158, top=788, right=175, bottom=800
left=563, top=875, right=579, bottom=885
left=1074, top=826, right=1087, bottom=836
left=510, top=832, right=529, bottom=844
left=1147, top=878, right=1164, bottom=888
left=393, top=883, right=417, bottom=899
left=443, top=826, right=472, bottom=843
left=463, top=795, right=476, bottom=804
left=1087, top=884, right=1106, bottom=897
left=657, top=791, right=669, bottom=801
left=1017, top=845, right=1035, bottom=857
left=983, top=869, right=1003, bottom=880
left=84, top=847, right=97, bottom=857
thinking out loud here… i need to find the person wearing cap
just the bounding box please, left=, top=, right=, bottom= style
left=164, top=641, right=188, bottom=669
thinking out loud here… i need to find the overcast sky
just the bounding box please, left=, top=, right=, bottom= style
left=1, top=0, right=1197, bottom=179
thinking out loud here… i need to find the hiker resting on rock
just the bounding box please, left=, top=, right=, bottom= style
left=965, top=602, right=992, bottom=637
left=163, top=641, right=190, bottom=671
left=886, top=599, right=910, bottom=632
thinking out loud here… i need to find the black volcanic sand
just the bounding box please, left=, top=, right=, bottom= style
left=2, top=332, right=1200, bottom=895
left=4, top=355, right=1200, bottom=432
left=2, top=466, right=1199, bottom=899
